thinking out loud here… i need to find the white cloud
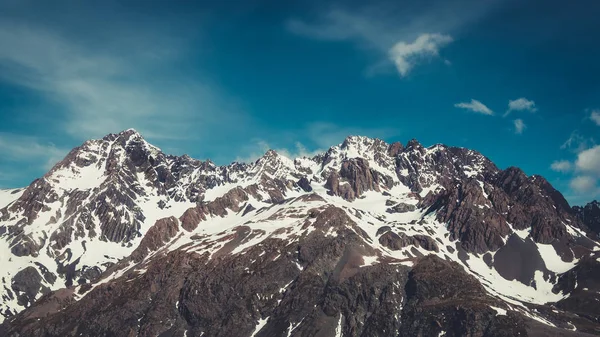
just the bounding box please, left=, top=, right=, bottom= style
left=287, top=3, right=496, bottom=77
left=513, top=119, right=526, bottom=134
left=566, top=144, right=600, bottom=200
left=550, top=160, right=572, bottom=173
left=504, top=97, right=537, bottom=117
left=454, top=99, right=494, bottom=115
left=569, top=176, right=598, bottom=194
left=575, top=145, right=600, bottom=176
left=590, top=110, right=600, bottom=126
left=552, top=132, right=600, bottom=201
left=388, top=33, right=453, bottom=77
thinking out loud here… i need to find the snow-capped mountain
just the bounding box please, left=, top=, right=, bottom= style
left=1, top=129, right=599, bottom=336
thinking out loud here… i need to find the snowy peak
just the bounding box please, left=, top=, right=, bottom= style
left=340, top=135, right=387, bottom=153
left=405, top=138, right=424, bottom=150
left=335, top=135, right=391, bottom=162
left=251, top=149, right=297, bottom=178
left=100, top=128, right=145, bottom=144
left=43, top=128, right=163, bottom=192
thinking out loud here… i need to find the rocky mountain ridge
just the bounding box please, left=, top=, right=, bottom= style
left=574, top=201, right=600, bottom=236
left=1, top=129, right=599, bottom=336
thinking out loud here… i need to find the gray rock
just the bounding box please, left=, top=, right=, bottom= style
left=386, top=202, right=416, bottom=213
left=10, top=267, right=42, bottom=308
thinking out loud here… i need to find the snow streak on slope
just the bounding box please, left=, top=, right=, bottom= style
left=0, top=189, right=24, bottom=208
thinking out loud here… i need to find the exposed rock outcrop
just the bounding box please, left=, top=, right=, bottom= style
left=130, top=217, right=180, bottom=262
left=400, top=256, right=527, bottom=337
left=378, top=230, right=439, bottom=252
left=297, top=177, right=312, bottom=192
left=10, top=267, right=46, bottom=308
left=386, top=202, right=416, bottom=213
left=574, top=200, right=600, bottom=235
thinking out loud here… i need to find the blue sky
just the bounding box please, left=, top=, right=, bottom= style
left=0, top=0, right=599, bottom=205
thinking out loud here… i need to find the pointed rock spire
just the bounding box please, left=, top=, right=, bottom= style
left=406, top=138, right=423, bottom=149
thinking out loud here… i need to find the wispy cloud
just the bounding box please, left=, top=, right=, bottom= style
left=0, top=23, right=245, bottom=141
left=235, top=140, right=323, bottom=164
left=234, top=122, right=398, bottom=164
left=286, top=9, right=395, bottom=50
left=287, top=2, right=498, bottom=77
left=389, top=33, right=453, bottom=77
left=234, top=140, right=271, bottom=164
left=503, top=97, right=537, bottom=117
left=550, top=160, right=572, bottom=173
left=0, top=133, right=68, bottom=169
left=454, top=99, right=494, bottom=115
left=590, top=110, right=600, bottom=126
left=304, top=122, right=397, bottom=149
left=560, top=130, right=595, bottom=153
left=513, top=119, right=526, bottom=134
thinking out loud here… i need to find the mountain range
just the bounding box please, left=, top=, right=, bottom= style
left=0, top=129, right=599, bottom=336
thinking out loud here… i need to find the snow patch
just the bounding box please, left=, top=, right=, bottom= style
left=0, top=188, right=24, bottom=208
left=250, top=317, right=269, bottom=337
left=507, top=222, right=530, bottom=240
left=286, top=318, right=304, bottom=337
left=361, top=255, right=379, bottom=267
left=335, top=314, right=343, bottom=337
left=489, top=306, right=507, bottom=316
left=536, top=243, right=578, bottom=273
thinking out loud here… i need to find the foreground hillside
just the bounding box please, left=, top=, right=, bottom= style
left=1, top=129, right=599, bottom=336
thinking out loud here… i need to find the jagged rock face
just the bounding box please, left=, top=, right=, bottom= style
left=400, top=256, right=527, bottom=337
left=386, top=202, right=416, bottom=213
left=553, top=257, right=600, bottom=320
left=130, top=217, right=180, bottom=262
left=423, top=179, right=511, bottom=254
left=297, top=177, right=312, bottom=192
left=2, top=130, right=600, bottom=336
left=418, top=166, right=588, bottom=255
left=378, top=229, right=439, bottom=253
left=495, top=170, right=575, bottom=245
left=395, top=141, right=498, bottom=194
left=574, top=201, right=600, bottom=235
left=9, top=267, right=48, bottom=309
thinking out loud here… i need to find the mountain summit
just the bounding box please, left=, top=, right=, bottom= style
left=1, top=130, right=599, bottom=336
